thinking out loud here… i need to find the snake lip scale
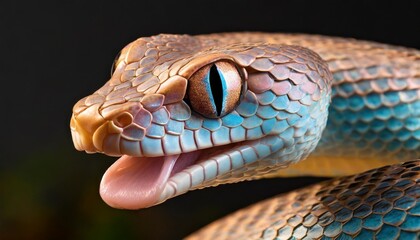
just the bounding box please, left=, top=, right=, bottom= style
left=71, top=32, right=420, bottom=238
left=106, top=137, right=279, bottom=209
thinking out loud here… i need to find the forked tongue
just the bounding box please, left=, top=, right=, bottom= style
left=100, top=152, right=199, bottom=209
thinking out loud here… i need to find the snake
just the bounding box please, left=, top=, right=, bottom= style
left=70, top=33, right=420, bottom=239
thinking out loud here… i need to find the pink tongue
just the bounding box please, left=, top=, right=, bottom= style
left=100, top=152, right=199, bottom=209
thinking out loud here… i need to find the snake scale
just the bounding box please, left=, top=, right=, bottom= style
left=70, top=33, right=420, bottom=239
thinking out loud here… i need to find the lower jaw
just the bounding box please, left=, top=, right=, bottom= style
left=98, top=142, right=240, bottom=209
left=99, top=135, right=285, bottom=210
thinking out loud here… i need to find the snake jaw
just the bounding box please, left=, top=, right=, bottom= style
left=98, top=132, right=321, bottom=210
left=98, top=137, right=270, bottom=209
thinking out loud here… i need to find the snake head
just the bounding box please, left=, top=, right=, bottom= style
left=70, top=34, right=332, bottom=209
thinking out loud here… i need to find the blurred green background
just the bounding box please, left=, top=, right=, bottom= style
left=1, top=0, right=419, bottom=239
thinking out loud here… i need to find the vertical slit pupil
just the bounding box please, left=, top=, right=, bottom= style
left=209, top=64, right=223, bottom=116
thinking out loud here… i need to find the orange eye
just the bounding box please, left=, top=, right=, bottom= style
left=187, top=61, right=243, bottom=118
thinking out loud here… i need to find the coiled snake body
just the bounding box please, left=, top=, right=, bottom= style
left=70, top=33, right=420, bottom=239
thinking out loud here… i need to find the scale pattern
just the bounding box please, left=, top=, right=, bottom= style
left=198, top=33, right=420, bottom=173
left=188, top=161, right=420, bottom=240
left=71, top=33, right=420, bottom=175
left=71, top=34, right=335, bottom=200
left=69, top=33, right=420, bottom=237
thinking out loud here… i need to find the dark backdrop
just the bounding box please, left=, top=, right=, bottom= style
left=1, top=0, right=419, bottom=239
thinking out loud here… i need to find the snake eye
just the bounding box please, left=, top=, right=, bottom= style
left=110, top=51, right=122, bottom=76
left=187, top=61, right=243, bottom=118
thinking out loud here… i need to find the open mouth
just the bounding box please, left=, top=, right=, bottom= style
left=100, top=151, right=200, bottom=209
left=99, top=135, right=284, bottom=209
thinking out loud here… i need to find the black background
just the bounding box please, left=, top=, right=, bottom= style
left=1, top=0, right=419, bottom=239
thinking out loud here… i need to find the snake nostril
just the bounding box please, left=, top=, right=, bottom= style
left=114, top=112, right=133, bottom=128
